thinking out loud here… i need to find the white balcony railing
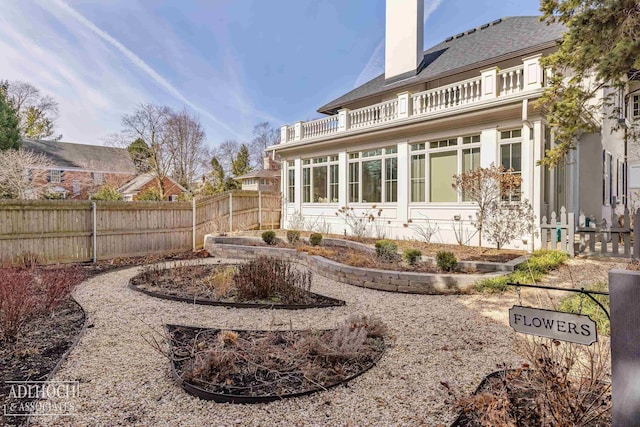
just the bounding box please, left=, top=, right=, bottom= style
left=280, top=56, right=543, bottom=144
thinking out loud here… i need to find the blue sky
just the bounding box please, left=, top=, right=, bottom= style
left=0, top=0, right=543, bottom=149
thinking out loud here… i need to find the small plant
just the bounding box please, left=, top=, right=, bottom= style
left=201, top=266, right=237, bottom=298
left=233, top=256, right=311, bottom=304
left=261, top=230, right=277, bottom=245
left=402, top=248, right=422, bottom=266
left=137, top=187, right=162, bottom=201
left=559, top=282, right=610, bottom=335
left=474, top=249, right=568, bottom=293
left=286, top=230, right=301, bottom=244
left=436, top=251, right=458, bottom=272
left=375, top=239, right=398, bottom=262
left=335, top=206, right=383, bottom=238
left=90, top=185, right=123, bottom=201
left=405, top=213, right=440, bottom=243
left=309, top=233, right=323, bottom=246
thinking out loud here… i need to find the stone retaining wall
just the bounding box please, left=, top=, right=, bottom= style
left=204, top=236, right=511, bottom=294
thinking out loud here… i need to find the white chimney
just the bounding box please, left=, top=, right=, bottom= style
left=385, top=0, right=424, bottom=83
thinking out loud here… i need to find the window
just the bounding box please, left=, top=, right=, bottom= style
left=287, top=164, right=295, bottom=203
left=462, top=147, right=480, bottom=201
left=49, top=170, right=63, bottom=183
left=410, top=134, right=481, bottom=203
left=302, top=155, right=338, bottom=203
left=500, top=129, right=522, bottom=202
left=72, top=180, right=80, bottom=196
left=430, top=151, right=457, bottom=202
left=633, top=95, right=640, bottom=118
left=411, top=154, right=425, bottom=202
left=348, top=146, right=397, bottom=203
left=348, top=162, right=359, bottom=203
left=603, top=151, right=613, bottom=205
left=92, top=172, right=104, bottom=185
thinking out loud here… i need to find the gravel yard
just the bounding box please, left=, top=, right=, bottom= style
left=33, top=257, right=526, bottom=426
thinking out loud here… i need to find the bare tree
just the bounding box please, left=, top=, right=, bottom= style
left=165, top=108, right=207, bottom=189
left=121, top=104, right=173, bottom=198
left=249, top=122, right=279, bottom=168
left=0, top=148, right=52, bottom=199
left=452, top=163, right=521, bottom=249
left=6, top=81, right=61, bottom=141
left=209, top=139, right=240, bottom=176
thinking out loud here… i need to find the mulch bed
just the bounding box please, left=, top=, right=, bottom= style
left=450, top=369, right=611, bottom=426
left=0, top=299, right=85, bottom=426
left=129, top=263, right=345, bottom=308
left=167, top=322, right=386, bottom=403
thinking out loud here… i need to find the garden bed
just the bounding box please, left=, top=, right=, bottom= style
left=167, top=317, right=387, bottom=403
left=450, top=367, right=610, bottom=426
left=129, top=262, right=344, bottom=309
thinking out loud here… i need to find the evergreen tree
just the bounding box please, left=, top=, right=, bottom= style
left=128, top=137, right=151, bottom=172
left=231, top=144, right=251, bottom=177
left=0, top=81, right=20, bottom=151
left=538, top=0, right=640, bottom=166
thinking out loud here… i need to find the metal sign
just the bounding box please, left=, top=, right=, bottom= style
left=509, top=305, right=598, bottom=345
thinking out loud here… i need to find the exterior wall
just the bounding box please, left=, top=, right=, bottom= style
left=30, top=169, right=134, bottom=200
left=280, top=111, right=542, bottom=250
left=241, top=178, right=280, bottom=193
left=130, top=177, right=185, bottom=201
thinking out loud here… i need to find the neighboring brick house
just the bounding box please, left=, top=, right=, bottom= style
left=23, top=139, right=137, bottom=199
left=118, top=173, right=187, bottom=201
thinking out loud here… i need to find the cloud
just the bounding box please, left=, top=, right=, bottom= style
left=42, top=0, right=243, bottom=138
left=354, top=0, right=443, bottom=88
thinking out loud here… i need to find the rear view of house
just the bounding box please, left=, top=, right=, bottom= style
left=270, top=0, right=627, bottom=249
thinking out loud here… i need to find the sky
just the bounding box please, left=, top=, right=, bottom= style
left=0, top=0, right=544, bottom=149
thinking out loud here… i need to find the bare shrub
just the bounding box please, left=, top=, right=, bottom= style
left=296, top=246, right=336, bottom=258
left=405, top=213, right=440, bottom=243
left=200, top=266, right=237, bottom=298
left=233, top=257, right=312, bottom=304
left=0, top=269, right=38, bottom=341
left=335, top=206, right=382, bottom=238
left=287, top=210, right=306, bottom=230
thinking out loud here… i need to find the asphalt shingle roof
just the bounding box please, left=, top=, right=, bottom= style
left=318, top=16, right=566, bottom=114
left=22, top=139, right=137, bottom=174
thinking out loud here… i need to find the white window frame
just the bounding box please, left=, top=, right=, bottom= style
left=49, top=169, right=62, bottom=184
left=410, top=135, right=481, bottom=203
left=302, top=155, right=339, bottom=204
left=499, top=129, right=523, bottom=202
left=347, top=146, right=397, bottom=204
left=286, top=161, right=295, bottom=204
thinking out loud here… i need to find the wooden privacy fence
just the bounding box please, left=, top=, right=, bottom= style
left=0, top=191, right=281, bottom=264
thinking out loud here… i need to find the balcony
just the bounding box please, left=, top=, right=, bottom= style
left=280, top=56, right=544, bottom=144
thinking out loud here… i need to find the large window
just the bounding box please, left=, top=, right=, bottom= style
left=302, top=156, right=338, bottom=203
left=633, top=95, right=640, bottom=118
left=287, top=161, right=295, bottom=203
left=500, top=129, right=522, bottom=202
left=430, top=151, right=457, bottom=202
left=348, top=147, right=397, bottom=203
left=410, top=134, right=481, bottom=203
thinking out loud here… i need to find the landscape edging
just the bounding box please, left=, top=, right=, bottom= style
left=204, top=236, right=512, bottom=294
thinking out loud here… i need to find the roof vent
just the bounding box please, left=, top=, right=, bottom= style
left=445, top=36, right=454, bottom=42
left=480, top=23, right=490, bottom=29
left=455, top=32, right=464, bottom=39
left=491, top=18, right=502, bottom=26
left=466, top=28, right=476, bottom=35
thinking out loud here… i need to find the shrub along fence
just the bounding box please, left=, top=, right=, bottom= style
left=0, top=191, right=281, bottom=264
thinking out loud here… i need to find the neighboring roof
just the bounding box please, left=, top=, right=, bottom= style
left=237, top=169, right=281, bottom=180
left=118, top=173, right=187, bottom=195
left=22, top=139, right=137, bottom=174
left=319, top=16, right=566, bottom=114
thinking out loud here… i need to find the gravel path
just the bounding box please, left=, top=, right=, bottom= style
left=34, top=257, right=523, bottom=427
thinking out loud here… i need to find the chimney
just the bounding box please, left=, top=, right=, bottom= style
left=385, top=0, right=424, bottom=84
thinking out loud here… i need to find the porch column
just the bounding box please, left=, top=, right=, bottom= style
left=338, top=151, right=348, bottom=207
left=294, top=158, right=302, bottom=215
left=480, top=128, right=498, bottom=167
left=532, top=121, right=544, bottom=250
left=397, top=141, right=409, bottom=227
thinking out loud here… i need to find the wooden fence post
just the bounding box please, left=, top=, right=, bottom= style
left=192, top=197, right=196, bottom=251
left=92, top=202, right=97, bottom=263
left=634, top=208, right=640, bottom=262
left=258, top=191, right=262, bottom=230
left=229, top=192, right=233, bottom=232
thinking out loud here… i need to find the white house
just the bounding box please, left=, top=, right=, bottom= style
left=236, top=156, right=281, bottom=193
left=270, top=0, right=628, bottom=250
